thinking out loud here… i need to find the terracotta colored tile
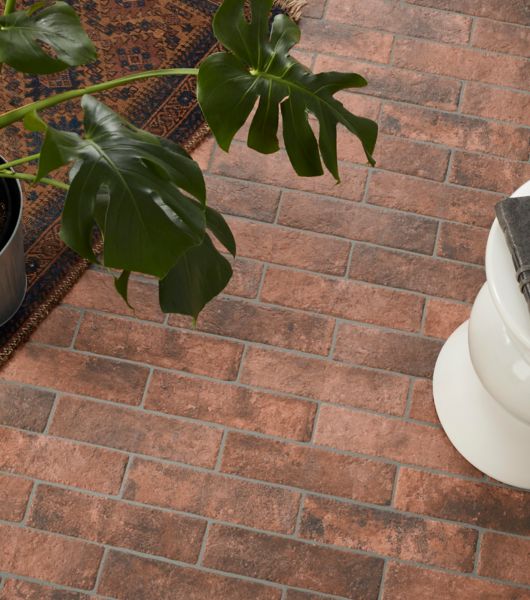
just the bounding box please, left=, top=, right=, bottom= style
left=327, top=0, right=472, bottom=43
left=450, top=151, right=530, bottom=195
left=285, top=592, right=336, bottom=600
left=241, top=346, right=409, bottom=416
left=405, top=0, right=530, bottom=25
left=170, top=296, right=335, bottom=355
left=334, top=322, right=443, bottom=378
left=49, top=395, right=222, bottom=468
left=0, top=426, right=127, bottom=494
left=0, top=382, right=54, bottom=431
left=348, top=243, right=485, bottom=303
left=30, top=306, right=80, bottom=347
left=0, top=474, right=32, bottom=522
left=145, top=370, right=316, bottom=441
left=479, top=532, right=530, bottom=586
left=381, top=103, right=529, bottom=161
left=0, top=580, right=90, bottom=599
left=191, top=136, right=215, bottom=170
left=423, top=298, right=472, bottom=340
left=409, top=379, right=439, bottom=424
left=315, top=405, right=477, bottom=475
left=64, top=269, right=164, bottom=322
left=205, top=175, right=281, bottom=223
left=298, top=19, right=393, bottom=62
left=437, top=221, right=488, bottom=265
left=227, top=217, right=351, bottom=275
left=461, top=83, right=530, bottom=127
left=472, top=19, right=530, bottom=57
left=204, top=525, right=384, bottom=599
left=300, top=495, right=477, bottom=570
left=382, top=563, right=530, bottom=600
left=367, top=171, right=500, bottom=228
left=302, top=0, right=326, bottom=18
left=124, top=458, right=300, bottom=534
left=335, top=92, right=382, bottom=121
left=221, top=432, right=395, bottom=505
left=224, top=258, right=263, bottom=299
left=0, top=523, right=102, bottom=589
left=278, top=191, right=438, bottom=254
left=28, top=485, right=206, bottom=562
left=261, top=267, right=425, bottom=332
left=314, top=54, right=461, bottom=111
left=75, top=312, right=243, bottom=380
left=0, top=344, right=149, bottom=405
left=394, top=468, right=530, bottom=535
left=99, top=551, right=281, bottom=600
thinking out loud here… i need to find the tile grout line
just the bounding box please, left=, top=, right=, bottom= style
left=196, top=521, right=212, bottom=566
left=91, top=546, right=110, bottom=595
left=473, top=530, right=484, bottom=574
left=377, top=560, right=389, bottom=600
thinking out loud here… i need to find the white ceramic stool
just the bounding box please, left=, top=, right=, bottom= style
left=433, top=180, right=530, bottom=490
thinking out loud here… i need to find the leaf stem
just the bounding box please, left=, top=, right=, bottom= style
left=0, top=67, right=200, bottom=130
left=3, top=0, right=16, bottom=16
left=0, top=171, right=69, bottom=191
left=0, top=153, right=40, bottom=170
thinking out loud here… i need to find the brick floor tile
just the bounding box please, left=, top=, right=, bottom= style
left=99, top=551, right=281, bottom=600
left=227, top=218, right=351, bottom=275
left=449, top=151, right=530, bottom=194
left=382, top=563, right=530, bottom=600
left=334, top=322, right=443, bottom=378
left=478, top=532, right=530, bottom=586
left=302, top=0, right=326, bottom=18
left=381, top=103, right=530, bottom=161
left=0, top=474, right=32, bottom=522
left=75, top=312, right=243, bottom=380
left=203, top=525, right=384, bottom=599
left=367, top=171, right=500, bottom=227
left=394, top=38, right=530, bottom=91
left=461, top=83, right=530, bottom=126
left=336, top=91, right=382, bottom=121
left=472, top=19, right=530, bottom=57
left=348, top=244, right=485, bottom=303
left=145, top=370, right=316, bottom=441
left=241, top=346, right=409, bottom=416
left=409, top=379, right=439, bottom=424
left=300, top=495, right=477, bottom=570
left=50, top=395, right=222, bottom=467
left=29, top=306, right=80, bottom=347
left=394, top=468, right=530, bottom=535
left=278, top=190, right=438, bottom=254
left=0, top=580, right=90, bottom=599
left=327, top=0, right=472, bottom=43
left=221, top=432, right=396, bottom=505
left=170, top=296, right=335, bottom=355
left=315, top=54, right=461, bottom=111
left=205, top=175, right=281, bottom=223
left=124, top=458, right=300, bottom=534
left=315, top=405, right=477, bottom=475
left=0, top=382, right=54, bottom=432
left=0, top=524, right=103, bottom=589
left=0, top=426, right=126, bottom=494
left=223, top=258, right=263, bottom=299
left=285, top=592, right=337, bottom=600
left=423, top=298, right=472, bottom=340
left=0, top=345, right=149, bottom=405
left=261, top=267, right=425, bottom=332
left=297, top=19, right=393, bottom=62
left=405, top=0, right=530, bottom=25
left=437, top=221, right=488, bottom=265
left=28, top=485, right=206, bottom=562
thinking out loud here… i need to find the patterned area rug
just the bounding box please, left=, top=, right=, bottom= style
left=0, top=0, right=304, bottom=366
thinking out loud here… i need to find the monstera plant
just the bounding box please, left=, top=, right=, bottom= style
left=0, top=0, right=377, bottom=319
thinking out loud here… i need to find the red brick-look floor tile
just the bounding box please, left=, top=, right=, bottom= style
left=2, top=1, right=530, bottom=597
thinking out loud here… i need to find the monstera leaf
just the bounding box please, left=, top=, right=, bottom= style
left=0, top=1, right=96, bottom=74
left=197, top=0, right=378, bottom=181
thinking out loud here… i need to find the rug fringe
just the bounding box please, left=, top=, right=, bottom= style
left=274, top=0, right=307, bottom=21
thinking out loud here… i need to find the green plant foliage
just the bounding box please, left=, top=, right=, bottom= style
left=197, top=0, right=378, bottom=181
left=0, top=1, right=96, bottom=74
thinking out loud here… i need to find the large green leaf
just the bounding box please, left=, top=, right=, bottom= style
left=0, top=1, right=96, bottom=74
left=31, top=95, right=208, bottom=279
left=197, top=0, right=378, bottom=181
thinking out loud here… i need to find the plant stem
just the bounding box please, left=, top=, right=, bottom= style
left=0, top=153, right=40, bottom=171
left=0, top=67, right=199, bottom=130
left=3, top=0, right=16, bottom=16
left=0, top=171, right=69, bottom=191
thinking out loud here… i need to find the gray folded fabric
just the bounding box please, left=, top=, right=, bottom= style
left=496, top=196, right=530, bottom=311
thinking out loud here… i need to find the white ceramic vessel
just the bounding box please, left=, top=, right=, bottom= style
left=433, top=180, right=530, bottom=490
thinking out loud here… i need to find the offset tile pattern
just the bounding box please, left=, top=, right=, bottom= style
left=0, top=1, right=529, bottom=597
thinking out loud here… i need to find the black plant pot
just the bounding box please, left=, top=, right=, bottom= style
left=0, top=161, right=26, bottom=326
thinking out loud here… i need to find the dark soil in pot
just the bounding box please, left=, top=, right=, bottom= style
left=0, top=168, right=21, bottom=252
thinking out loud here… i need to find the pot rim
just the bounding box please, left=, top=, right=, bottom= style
left=0, top=162, right=23, bottom=260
